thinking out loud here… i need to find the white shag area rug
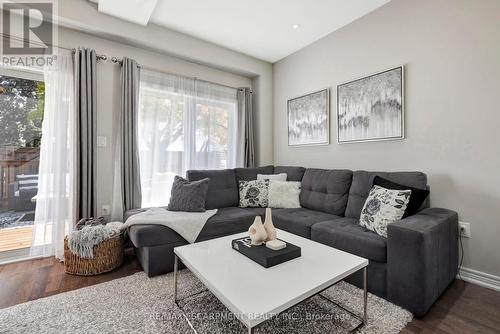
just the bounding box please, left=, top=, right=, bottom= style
left=0, top=270, right=412, bottom=333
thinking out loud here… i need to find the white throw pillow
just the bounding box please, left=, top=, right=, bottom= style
left=359, top=185, right=411, bottom=238
left=268, top=181, right=301, bottom=208
left=257, top=173, right=287, bottom=181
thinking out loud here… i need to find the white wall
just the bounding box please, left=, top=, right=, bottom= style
left=273, top=0, right=500, bottom=277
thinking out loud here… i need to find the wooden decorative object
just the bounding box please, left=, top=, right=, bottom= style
left=64, top=233, right=124, bottom=276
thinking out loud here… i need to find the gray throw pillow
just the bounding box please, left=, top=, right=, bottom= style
left=168, top=176, right=209, bottom=212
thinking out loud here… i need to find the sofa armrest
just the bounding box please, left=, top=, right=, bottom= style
left=387, top=207, right=458, bottom=317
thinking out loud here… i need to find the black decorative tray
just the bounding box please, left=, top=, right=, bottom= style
left=231, top=237, right=301, bottom=268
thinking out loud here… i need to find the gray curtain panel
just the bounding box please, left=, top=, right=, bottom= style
left=119, top=57, right=142, bottom=210
left=237, top=87, right=255, bottom=168
left=74, top=47, right=97, bottom=219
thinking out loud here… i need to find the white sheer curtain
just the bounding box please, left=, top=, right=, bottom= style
left=194, top=80, right=238, bottom=169
left=31, top=49, right=76, bottom=260
left=138, top=69, right=238, bottom=208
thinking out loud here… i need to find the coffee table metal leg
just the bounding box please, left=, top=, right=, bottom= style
left=363, top=266, right=368, bottom=323
left=248, top=326, right=254, bottom=334
left=173, top=255, right=199, bottom=334
left=313, top=265, right=367, bottom=332
left=174, top=254, right=178, bottom=303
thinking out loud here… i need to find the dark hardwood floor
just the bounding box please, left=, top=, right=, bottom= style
left=0, top=249, right=142, bottom=309
left=1, top=253, right=499, bottom=333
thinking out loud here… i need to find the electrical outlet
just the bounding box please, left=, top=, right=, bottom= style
left=459, top=221, right=471, bottom=238
left=101, top=205, right=110, bottom=216
left=97, top=136, right=107, bottom=147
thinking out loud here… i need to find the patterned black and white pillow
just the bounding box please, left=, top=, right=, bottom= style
left=238, top=180, right=269, bottom=208
left=359, top=185, right=411, bottom=238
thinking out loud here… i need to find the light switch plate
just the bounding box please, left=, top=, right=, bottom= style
left=97, top=136, right=107, bottom=147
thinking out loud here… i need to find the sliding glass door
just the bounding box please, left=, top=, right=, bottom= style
left=0, top=66, right=44, bottom=260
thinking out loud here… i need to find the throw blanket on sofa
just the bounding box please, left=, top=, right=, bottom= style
left=124, top=207, right=218, bottom=244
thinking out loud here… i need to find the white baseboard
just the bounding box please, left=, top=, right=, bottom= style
left=458, top=267, right=500, bottom=292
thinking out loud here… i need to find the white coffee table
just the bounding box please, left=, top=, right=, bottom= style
left=174, top=229, right=368, bottom=333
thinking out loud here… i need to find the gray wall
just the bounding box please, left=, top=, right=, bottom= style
left=273, top=0, right=500, bottom=277
left=57, top=27, right=252, bottom=218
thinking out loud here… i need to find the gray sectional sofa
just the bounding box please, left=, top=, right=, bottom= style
left=125, top=165, right=458, bottom=317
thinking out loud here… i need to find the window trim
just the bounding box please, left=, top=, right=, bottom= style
left=0, top=66, right=44, bottom=82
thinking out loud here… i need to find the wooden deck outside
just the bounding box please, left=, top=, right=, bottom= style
left=0, top=226, right=33, bottom=252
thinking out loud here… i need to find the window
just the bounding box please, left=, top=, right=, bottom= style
left=0, top=66, right=44, bottom=255
left=138, top=70, right=238, bottom=207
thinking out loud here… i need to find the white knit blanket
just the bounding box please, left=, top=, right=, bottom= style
left=124, top=207, right=217, bottom=244
left=68, top=222, right=123, bottom=259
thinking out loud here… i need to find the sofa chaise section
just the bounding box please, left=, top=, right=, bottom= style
left=128, top=207, right=262, bottom=276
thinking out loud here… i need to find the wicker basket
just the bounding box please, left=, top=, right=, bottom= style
left=64, top=233, right=124, bottom=276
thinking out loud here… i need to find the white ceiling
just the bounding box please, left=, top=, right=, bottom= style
left=97, top=0, right=159, bottom=25
left=95, top=0, right=391, bottom=63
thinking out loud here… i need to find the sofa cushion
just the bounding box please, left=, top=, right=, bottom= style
left=128, top=207, right=257, bottom=247
left=274, top=166, right=306, bottom=182
left=311, top=218, right=387, bottom=262
left=186, top=169, right=238, bottom=209
left=234, top=165, right=274, bottom=181
left=197, top=207, right=258, bottom=240
left=300, top=168, right=353, bottom=215
left=272, top=208, right=340, bottom=238
left=345, top=171, right=428, bottom=219
left=127, top=220, right=184, bottom=248
left=241, top=207, right=266, bottom=216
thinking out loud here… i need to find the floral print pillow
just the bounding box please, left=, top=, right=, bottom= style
left=239, top=180, right=269, bottom=208
left=359, top=185, right=411, bottom=238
